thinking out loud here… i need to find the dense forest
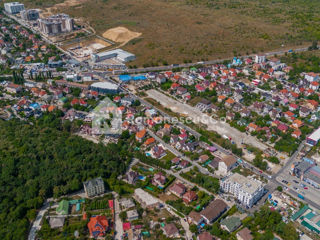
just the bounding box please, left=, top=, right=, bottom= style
left=0, top=113, right=133, bottom=239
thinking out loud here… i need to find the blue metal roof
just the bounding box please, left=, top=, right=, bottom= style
left=132, top=75, right=146, bottom=81
left=119, top=75, right=132, bottom=81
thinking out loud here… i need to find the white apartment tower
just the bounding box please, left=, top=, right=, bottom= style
left=220, top=173, right=265, bottom=208
left=4, top=2, right=25, bottom=14
left=255, top=54, right=266, bottom=64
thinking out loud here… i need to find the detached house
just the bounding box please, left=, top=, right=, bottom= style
left=225, top=98, right=235, bottom=108
left=247, top=123, right=258, bottom=133
left=6, top=83, right=22, bottom=93
left=292, top=129, right=302, bottom=139
left=200, top=199, right=228, bottom=224
left=152, top=172, right=166, bottom=187
left=135, top=129, right=147, bottom=142
left=305, top=72, right=319, bottom=82
left=152, top=145, right=166, bottom=159
left=218, top=155, right=237, bottom=175
left=292, top=119, right=304, bottom=129
left=299, top=107, right=311, bottom=117
left=183, top=190, right=198, bottom=204
left=169, top=182, right=187, bottom=197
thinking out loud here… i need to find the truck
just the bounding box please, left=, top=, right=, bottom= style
left=298, top=194, right=304, bottom=200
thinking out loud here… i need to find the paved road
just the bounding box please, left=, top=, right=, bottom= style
left=28, top=202, right=58, bottom=240
left=113, top=192, right=123, bottom=240
left=114, top=46, right=311, bottom=74
left=146, top=129, right=217, bottom=178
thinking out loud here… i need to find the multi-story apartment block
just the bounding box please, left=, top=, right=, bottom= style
left=255, top=54, right=266, bottom=64
left=83, top=177, right=105, bottom=197
left=38, top=14, right=74, bottom=35
left=4, top=2, right=25, bottom=14
left=220, top=173, right=265, bottom=208
left=21, top=9, right=40, bottom=21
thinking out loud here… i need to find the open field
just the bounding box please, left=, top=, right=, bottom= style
left=16, top=0, right=320, bottom=66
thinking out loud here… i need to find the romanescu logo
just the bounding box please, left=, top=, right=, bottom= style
left=92, top=97, right=122, bottom=135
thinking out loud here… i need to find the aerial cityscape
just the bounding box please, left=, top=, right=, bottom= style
left=1, top=1, right=320, bottom=240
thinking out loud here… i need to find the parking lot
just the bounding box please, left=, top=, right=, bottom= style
left=276, top=171, right=320, bottom=206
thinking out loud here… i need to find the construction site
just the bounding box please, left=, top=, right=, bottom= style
left=62, top=36, right=114, bottom=61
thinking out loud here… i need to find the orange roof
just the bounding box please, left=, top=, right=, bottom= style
left=164, top=124, right=171, bottom=129
left=117, top=106, right=125, bottom=111
left=153, top=116, right=162, bottom=123
left=25, top=56, right=32, bottom=62
left=218, top=95, right=226, bottom=100
left=292, top=129, right=301, bottom=137
left=292, top=119, right=303, bottom=128
left=48, top=105, right=56, bottom=112
left=144, top=137, right=155, bottom=145
left=248, top=122, right=258, bottom=130
left=225, top=98, right=235, bottom=104
left=88, top=216, right=108, bottom=238
left=291, top=92, right=299, bottom=98
left=308, top=99, right=318, bottom=106
left=307, top=89, right=314, bottom=94
left=284, top=111, right=294, bottom=117
left=136, top=129, right=146, bottom=139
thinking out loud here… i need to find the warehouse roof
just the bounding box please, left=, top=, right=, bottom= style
left=95, top=49, right=135, bottom=61
left=90, top=82, right=119, bottom=91
left=291, top=205, right=309, bottom=221
left=308, top=127, right=320, bottom=141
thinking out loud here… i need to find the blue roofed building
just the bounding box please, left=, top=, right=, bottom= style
left=132, top=75, right=147, bottom=81
left=119, top=75, right=132, bottom=82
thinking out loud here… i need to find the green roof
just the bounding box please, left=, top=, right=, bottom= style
left=59, top=97, right=68, bottom=102
left=57, top=200, right=69, bottom=215
left=305, top=212, right=316, bottom=220
left=301, top=220, right=320, bottom=234
left=291, top=205, right=309, bottom=221
left=220, top=217, right=241, bottom=232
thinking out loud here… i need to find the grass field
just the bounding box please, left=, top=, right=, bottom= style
left=15, top=0, right=320, bottom=66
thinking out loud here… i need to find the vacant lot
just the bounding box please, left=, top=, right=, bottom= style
left=17, top=0, right=320, bottom=66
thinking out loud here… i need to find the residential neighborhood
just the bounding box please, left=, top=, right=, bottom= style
left=1, top=2, right=320, bottom=240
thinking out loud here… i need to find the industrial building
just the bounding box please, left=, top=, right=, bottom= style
left=291, top=158, right=320, bottom=189
left=292, top=205, right=320, bottom=234
left=21, top=9, right=39, bottom=21
left=220, top=173, right=265, bottom=208
left=304, top=166, right=320, bottom=189
left=90, top=82, right=119, bottom=94
left=4, top=2, right=25, bottom=14
left=91, top=49, right=136, bottom=63
left=38, top=14, right=74, bottom=36
left=306, top=127, right=320, bottom=146
left=119, top=74, right=147, bottom=82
